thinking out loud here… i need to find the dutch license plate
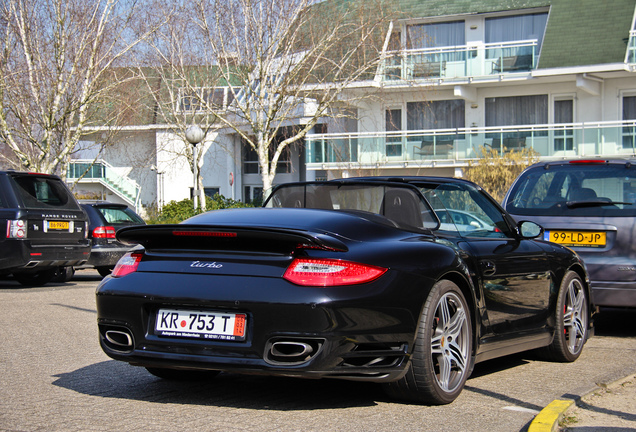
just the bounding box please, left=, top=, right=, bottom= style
left=544, top=230, right=606, bottom=247
left=47, top=220, right=69, bottom=230
left=155, top=308, right=247, bottom=341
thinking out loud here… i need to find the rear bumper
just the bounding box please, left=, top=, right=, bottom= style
left=96, top=271, right=431, bottom=382
left=86, top=242, right=132, bottom=267
left=591, top=282, right=636, bottom=307
left=0, top=239, right=91, bottom=273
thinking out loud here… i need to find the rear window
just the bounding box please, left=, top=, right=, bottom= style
left=10, top=174, right=80, bottom=210
left=96, top=206, right=144, bottom=224
left=265, top=182, right=439, bottom=231
left=505, top=163, right=636, bottom=217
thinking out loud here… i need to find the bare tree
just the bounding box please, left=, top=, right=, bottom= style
left=0, top=0, right=161, bottom=176
left=187, top=0, right=397, bottom=194
left=136, top=2, right=231, bottom=210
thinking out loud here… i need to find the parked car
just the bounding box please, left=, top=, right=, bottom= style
left=504, top=159, right=636, bottom=309
left=80, top=201, right=145, bottom=277
left=434, top=208, right=495, bottom=232
left=0, top=170, right=90, bottom=286
left=96, top=177, right=592, bottom=405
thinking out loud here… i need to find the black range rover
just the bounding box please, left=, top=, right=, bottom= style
left=0, top=171, right=90, bottom=286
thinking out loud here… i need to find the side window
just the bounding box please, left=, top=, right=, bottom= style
left=423, top=184, right=508, bottom=238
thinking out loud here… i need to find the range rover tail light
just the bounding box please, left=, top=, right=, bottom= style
left=6, top=220, right=27, bottom=239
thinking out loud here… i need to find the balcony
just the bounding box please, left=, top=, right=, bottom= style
left=306, top=120, right=636, bottom=169
left=381, top=40, right=538, bottom=82
left=68, top=160, right=141, bottom=210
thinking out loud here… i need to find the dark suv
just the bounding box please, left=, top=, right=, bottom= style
left=503, top=159, right=636, bottom=308
left=0, top=171, right=90, bottom=285
left=80, top=201, right=145, bottom=277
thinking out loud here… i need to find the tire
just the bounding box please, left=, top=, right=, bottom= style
left=542, top=270, right=588, bottom=362
left=383, top=280, right=472, bottom=405
left=97, top=266, right=113, bottom=278
left=13, top=269, right=56, bottom=287
left=52, top=266, right=75, bottom=282
left=145, top=367, right=220, bottom=381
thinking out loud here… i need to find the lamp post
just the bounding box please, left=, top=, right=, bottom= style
left=150, top=165, right=165, bottom=210
left=185, top=125, right=205, bottom=209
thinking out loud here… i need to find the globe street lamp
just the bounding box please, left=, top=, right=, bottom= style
left=185, top=125, right=205, bottom=209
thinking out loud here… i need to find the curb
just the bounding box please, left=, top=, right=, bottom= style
left=527, top=372, right=636, bottom=432
left=528, top=399, right=574, bottom=432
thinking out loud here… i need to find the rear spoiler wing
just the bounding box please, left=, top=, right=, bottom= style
left=116, top=224, right=348, bottom=253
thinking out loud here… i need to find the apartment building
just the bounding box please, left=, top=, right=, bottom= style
left=69, top=0, right=636, bottom=211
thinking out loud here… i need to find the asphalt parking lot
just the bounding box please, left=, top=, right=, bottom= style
left=1, top=271, right=635, bottom=432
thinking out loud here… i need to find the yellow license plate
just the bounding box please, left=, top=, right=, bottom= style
left=545, top=230, right=606, bottom=247
left=47, top=221, right=69, bottom=230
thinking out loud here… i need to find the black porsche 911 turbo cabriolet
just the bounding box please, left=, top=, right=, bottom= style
left=96, top=177, right=593, bottom=405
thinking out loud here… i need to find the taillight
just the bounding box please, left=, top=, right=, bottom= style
left=172, top=230, right=237, bottom=238
left=7, top=220, right=27, bottom=239
left=112, top=252, right=143, bottom=277
left=569, top=160, right=606, bottom=164
left=283, top=257, right=387, bottom=287
left=93, top=226, right=116, bottom=239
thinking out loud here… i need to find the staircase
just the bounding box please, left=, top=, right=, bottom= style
left=68, top=160, right=141, bottom=211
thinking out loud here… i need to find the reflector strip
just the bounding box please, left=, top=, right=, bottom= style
left=172, top=231, right=237, bottom=238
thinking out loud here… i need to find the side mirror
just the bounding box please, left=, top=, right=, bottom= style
left=517, top=220, right=544, bottom=239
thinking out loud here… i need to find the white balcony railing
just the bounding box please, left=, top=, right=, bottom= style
left=380, top=39, right=538, bottom=82
left=306, top=120, right=636, bottom=168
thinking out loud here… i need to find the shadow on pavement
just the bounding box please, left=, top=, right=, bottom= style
left=593, top=308, right=636, bottom=337
left=52, top=360, right=384, bottom=410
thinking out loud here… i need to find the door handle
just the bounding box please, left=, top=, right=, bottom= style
left=482, top=261, right=496, bottom=276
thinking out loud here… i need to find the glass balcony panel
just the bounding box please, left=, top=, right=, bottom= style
left=306, top=121, right=636, bottom=166
left=382, top=40, right=537, bottom=82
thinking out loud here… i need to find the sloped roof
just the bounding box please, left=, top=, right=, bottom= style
left=394, top=0, right=636, bottom=68
left=539, top=0, right=636, bottom=68
left=396, top=0, right=551, bottom=17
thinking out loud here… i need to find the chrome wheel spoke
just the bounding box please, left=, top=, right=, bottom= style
left=431, top=292, right=469, bottom=392
left=431, top=330, right=444, bottom=355
left=446, top=308, right=467, bottom=340
left=563, top=279, right=586, bottom=353
left=437, top=353, right=452, bottom=389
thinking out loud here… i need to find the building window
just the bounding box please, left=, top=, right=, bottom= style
left=407, top=21, right=465, bottom=49
left=243, top=141, right=260, bottom=174
left=623, top=95, right=636, bottom=149
left=204, top=187, right=220, bottom=198
left=407, top=100, right=465, bottom=130
left=485, top=95, right=547, bottom=127
left=386, top=108, right=403, bottom=157
left=485, top=95, right=547, bottom=149
left=485, top=13, right=547, bottom=71
left=244, top=186, right=263, bottom=205
left=242, top=139, right=292, bottom=175
left=485, top=13, right=548, bottom=49
left=554, top=99, right=574, bottom=151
